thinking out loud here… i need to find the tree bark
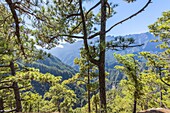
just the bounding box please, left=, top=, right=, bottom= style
left=160, top=87, right=163, bottom=108
left=10, top=61, right=22, bottom=112
left=159, top=68, right=163, bottom=108
left=38, top=101, right=40, bottom=112
left=98, top=65, right=106, bottom=113
left=95, top=96, right=98, bottom=113
left=29, top=104, right=32, bottom=112
left=133, top=91, right=137, bottom=113
left=79, top=0, right=107, bottom=111
left=99, top=0, right=107, bottom=112
left=0, top=97, right=4, bottom=113
left=144, top=100, right=148, bottom=110
left=57, top=101, right=61, bottom=112
left=87, top=63, right=91, bottom=113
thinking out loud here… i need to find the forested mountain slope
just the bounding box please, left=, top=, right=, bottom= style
left=26, top=55, right=77, bottom=80
left=23, top=55, right=77, bottom=95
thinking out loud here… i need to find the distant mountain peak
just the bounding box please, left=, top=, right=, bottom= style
left=49, top=32, right=160, bottom=68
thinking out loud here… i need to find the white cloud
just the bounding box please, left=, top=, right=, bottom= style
left=56, top=45, right=64, bottom=48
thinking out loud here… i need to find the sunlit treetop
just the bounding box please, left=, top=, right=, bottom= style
left=149, top=11, right=170, bottom=44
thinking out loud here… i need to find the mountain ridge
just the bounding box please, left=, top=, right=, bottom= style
left=49, top=32, right=160, bottom=68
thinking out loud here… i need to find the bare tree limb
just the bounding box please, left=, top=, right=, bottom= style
left=158, top=67, right=170, bottom=86
left=49, top=34, right=83, bottom=42
left=71, top=1, right=101, bottom=35
left=108, top=43, right=144, bottom=49
left=88, top=31, right=100, bottom=39
left=85, top=1, right=101, bottom=19
left=66, top=13, right=81, bottom=18
left=106, top=0, right=152, bottom=33
left=79, top=0, right=99, bottom=65
left=160, top=76, right=170, bottom=87
left=88, top=0, right=152, bottom=39
left=71, top=21, right=82, bottom=33
left=14, top=5, right=45, bottom=21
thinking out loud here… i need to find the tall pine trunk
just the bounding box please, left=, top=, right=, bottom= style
left=38, top=101, right=40, bottom=112
left=57, top=101, right=61, bottom=112
left=99, top=0, right=107, bottom=112
left=160, top=87, right=163, bottom=108
left=133, top=91, right=137, bottom=113
left=98, top=65, right=106, bottom=112
left=87, top=64, right=91, bottom=113
left=10, top=61, right=22, bottom=112
left=0, top=97, right=4, bottom=113
left=95, top=100, right=98, bottom=113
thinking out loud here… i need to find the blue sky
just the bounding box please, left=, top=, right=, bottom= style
left=84, top=0, right=170, bottom=36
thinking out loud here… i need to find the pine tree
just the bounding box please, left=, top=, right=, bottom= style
left=63, top=48, right=99, bottom=113
left=2, top=0, right=152, bottom=112
left=114, top=54, right=143, bottom=113
left=0, top=4, right=46, bottom=112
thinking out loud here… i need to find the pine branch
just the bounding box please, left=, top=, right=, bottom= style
left=0, top=86, right=13, bottom=90
left=70, top=1, right=101, bottom=34
left=106, top=0, right=152, bottom=33
left=88, top=0, right=152, bottom=39
left=108, top=44, right=144, bottom=50
left=0, top=80, right=12, bottom=84
left=19, top=85, right=32, bottom=90
left=2, top=108, right=16, bottom=113
left=160, top=75, right=170, bottom=87
left=14, top=5, right=45, bottom=21
left=5, top=0, right=26, bottom=58
left=79, top=0, right=99, bottom=65
left=160, top=78, right=170, bottom=86
left=88, top=32, right=100, bottom=39
left=71, top=21, right=82, bottom=33
left=158, top=67, right=170, bottom=86
left=66, top=13, right=81, bottom=18
left=0, top=65, right=10, bottom=68
left=49, top=34, right=83, bottom=42
left=85, top=1, right=101, bottom=19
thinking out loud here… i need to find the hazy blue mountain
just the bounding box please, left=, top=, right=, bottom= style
left=49, top=41, right=82, bottom=69
left=49, top=32, right=160, bottom=68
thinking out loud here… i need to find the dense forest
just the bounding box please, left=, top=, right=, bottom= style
left=0, top=0, right=170, bottom=113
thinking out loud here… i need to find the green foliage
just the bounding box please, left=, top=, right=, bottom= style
left=0, top=63, right=77, bottom=112
left=21, top=92, right=42, bottom=112
left=114, top=54, right=143, bottom=112
left=107, top=59, right=170, bottom=112
left=44, top=84, right=77, bottom=113
left=0, top=5, right=77, bottom=112
left=149, top=11, right=170, bottom=43
left=64, top=48, right=99, bottom=112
